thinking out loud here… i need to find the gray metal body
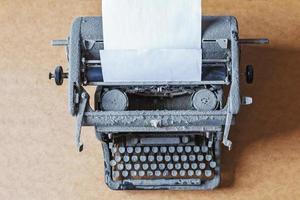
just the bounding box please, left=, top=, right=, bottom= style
left=50, top=16, right=267, bottom=190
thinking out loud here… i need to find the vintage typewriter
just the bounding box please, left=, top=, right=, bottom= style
left=49, top=16, right=268, bottom=190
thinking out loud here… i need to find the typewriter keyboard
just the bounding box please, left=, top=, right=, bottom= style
left=108, top=135, right=218, bottom=181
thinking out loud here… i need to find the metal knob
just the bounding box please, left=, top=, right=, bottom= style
left=246, top=65, right=254, bottom=84
left=49, top=66, right=68, bottom=85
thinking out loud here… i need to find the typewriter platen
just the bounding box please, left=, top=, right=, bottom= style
left=49, top=16, right=268, bottom=190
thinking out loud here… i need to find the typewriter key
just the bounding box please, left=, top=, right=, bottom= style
left=148, top=155, right=155, bottom=162
left=140, top=155, right=147, bottom=162
left=172, top=155, right=179, bottom=162
left=189, top=155, right=196, bottom=162
left=154, top=170, right=161, bottom=177
left=138, top=171, right=145, bottom=177
left=175, top=163, right=181, bottom=170
left=171, top=170, right=178, bottom=177
left=209, top=161, right=217, bottom=169
left=143, top=146, right=150, bottom=153
left=117, top=164, right=124, bottom=171
left=125, top=163, right=132, bottom=170
left=130, top=171, right=137, bottom=177
left=188, top=170, right=194, bottom=177
left=159, top=163, right=166, bottom=170
left=167, top=163, right=174, bottom=170
left=126, top=147, right=134, bottom=154
left=119, top=147, right=126, bottom=154
left=185, top=146, right=192, bottom=153
left=179, top=170, right=186, bottom=177
left=150, top=163, right=157, bottom=170
left=181, top=155, right=187, bottom=162
left=191, top=163, right=198, bottom=170
left=134, top=163, right=140, bottom=170
left=142, top=163, right=149, bottom=170
left=135, top=147, right=142, bottom=154
left=204, top=170, right=212, bottom=177
left=168, top=146, right=175, bottom=153
left=183, top=163, right=190, bottom=170
left=122, top=171, right=129, bottom=178
left=205, top=154, right=212, bottom=161
left=197, top=155, right=204, bottom=161
left=176, top=146, right=183, bottom=153
left=109, top=160, right=117, bottom=167
left=199, top=163, right=206, bottom=170
left=193, top=146, right=200, bottom=153
left=160, top=146, right=167, bottom=153
left=195, top=170, right=202, bottom=176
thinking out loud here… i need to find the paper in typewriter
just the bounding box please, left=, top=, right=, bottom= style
left=101, top=0, right=202, bottom=82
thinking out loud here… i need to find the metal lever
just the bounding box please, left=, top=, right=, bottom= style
left=239, top=38, right=269, bottom=45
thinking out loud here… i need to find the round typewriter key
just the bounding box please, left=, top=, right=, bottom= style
left=193, top=146, right=200, bottom=153
left=175, top=163, right=181, bottom=170
left=117, top=164, right=124, bottom=171
left=154, top=170, right=161, bottom=177
left=179, top=170, right=186, bottom=177
left=160, top=146, right=167, bottom=153
left=168, top=146, right=175, bottom=153
left=130, top=171, right=137, bottom=177
left=172, top=155, right=179, bottom=162
left=197, top=155, right=204, bottom=161
left=126, top=147, right=134, bottom=154
left=191, top=163, right=198, bottom=170
left=112, top=171, right=120, bottom=179
left=183, top=163, right=190, bottom=170
left=125, top=163, right=132, bottom=170
left=131, top=155, right=138, bottom=162
left=140, top=155, right=147, bottom=162
left=189, top=155, right=196, bottom=162
left=143, top=146, right=150, bottom=153
left=185, top=146, right=192, bottom=153
left=199, top=163, right=206, bottom=170
left=176, top=146, right=183, bottom=153
left=119, top=147, right=126, bottom=154
left=151, top=146, right=159, bottom=153
left=150, top=163, right=157, bottom=170
left=209, top=161, right=217, bottom=169
left=181, top=155, right=187, bottom=162
left=146, top=171, right=154, bottom=177
left=188, top=170, right=194, bottom=177
left=159, top=163, right=166, bottom=170
left=204, top=170, right=212, bottom=177
left=122, top=171, right=129, bottom=178
left=167, top=163, right=174, bottom=170
left=156, top=155, right=163, bottom=162
left=109, top=160, right=117, bottom=167
left=115, top=155, right=121, bottom=162
left=205, top=154, right=212, bottom=161
left=148, top=155, right=155, bottom=162
left=142, top=163, right=149, bottom=170
left=134, top=163, right=140, bottom=170
left=195, top=170, right=202, bottom=176
left=164, top=155, right=171, bottom=162
left=135, top=147, right=142, bottom=154
left=138, top=170, right=145, bottom=177
left=162, top=170, right=169, bottom=177
left=201, top=146, right=208, bottom=153
left=181, top=136, right=189, bottom=144
left=123, top=155, right=130, bottom=163
left=171, top=170, right=178, bottom=177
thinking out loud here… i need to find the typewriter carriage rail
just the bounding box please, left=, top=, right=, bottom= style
left=50, top=16, right=268, bottom=190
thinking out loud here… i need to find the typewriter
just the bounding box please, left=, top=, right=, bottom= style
left=49, top=16, right=268, bottom=190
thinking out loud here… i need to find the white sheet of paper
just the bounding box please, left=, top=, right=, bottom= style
left=101, top=0, right=202, bottom=82
left=102, top=0, right=201, bottom=49
left=100, top=49, right=202, bottom=82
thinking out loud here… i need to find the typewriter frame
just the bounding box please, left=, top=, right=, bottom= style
left=53, top=16, right=248, bottom=190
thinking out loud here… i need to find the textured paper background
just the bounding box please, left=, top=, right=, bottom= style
left=0, top=0, right=299, bottom=199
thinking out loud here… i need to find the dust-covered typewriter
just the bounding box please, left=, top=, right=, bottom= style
left=49, top=6, right=268, bottom=190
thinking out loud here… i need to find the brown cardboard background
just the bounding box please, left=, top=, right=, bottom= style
left=0, top=0, right=299, bottom=199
